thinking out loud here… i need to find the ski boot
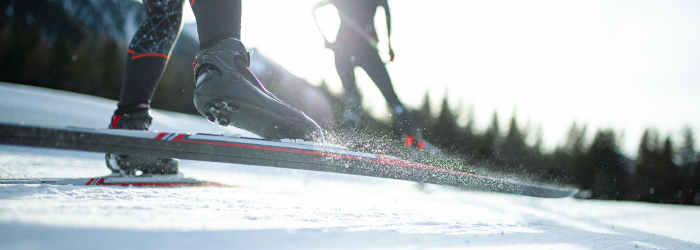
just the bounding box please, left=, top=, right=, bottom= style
left=339, top=91, right=363, bottom=129
left=193, top=38, right=323, bottom=141
left=105, top=107, right=179, bottom=176
left=341, top=108, right=362, bottom=129
left=392, top=105, right=436, bottom=151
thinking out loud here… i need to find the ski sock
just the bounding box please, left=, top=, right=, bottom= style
left=114, top=103, right=150, bottom=116
left=118, top=57, right=167, bottom=108
left=190, top=0, right=242, bottom=49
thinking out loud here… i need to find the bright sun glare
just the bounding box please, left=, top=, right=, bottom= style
left=184, top=0, right=700, bottom=154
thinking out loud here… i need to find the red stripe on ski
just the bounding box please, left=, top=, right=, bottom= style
left=155, top=133, right=169, bottom=140
left=171, top=134, right=188, bottom=142
left=95, top=177, right=105, bottom=185
left=86, top=178, right=95, bottom=185
left=178, top=138, right=357, bottom=159
left=175, top=137, right=487, bottom=179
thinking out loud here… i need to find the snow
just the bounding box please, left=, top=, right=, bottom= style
left=1, top=82, right=699, bottom=250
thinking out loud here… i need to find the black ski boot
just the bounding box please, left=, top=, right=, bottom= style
left=193, top=38, right=323, bottom=141
left=392, top=105, right=436, bottom=151
left=339, top=91, right=363, bottom=129
left=105, top=108, right=179, bottom=176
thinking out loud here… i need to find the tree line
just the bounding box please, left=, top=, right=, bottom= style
left=402, top=93, right=699, bottom=204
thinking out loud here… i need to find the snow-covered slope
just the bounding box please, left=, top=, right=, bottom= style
left=0, top=82, right=698, bottom=250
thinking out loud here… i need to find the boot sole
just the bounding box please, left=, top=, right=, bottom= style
left=200, top=99, right=240, bottom=126
left=195, top=94, right=288, bottom=136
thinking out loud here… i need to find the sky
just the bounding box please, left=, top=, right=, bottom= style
left=183, top=0, right=699, bottom=155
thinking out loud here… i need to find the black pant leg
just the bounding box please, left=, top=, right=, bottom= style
left=357, top=46, right=404, bottom=113
left=334, top=45, right=362, bottom=110
left=189, top=0, right=242, bottom=49
left=118, top=0, right=183, bottom=111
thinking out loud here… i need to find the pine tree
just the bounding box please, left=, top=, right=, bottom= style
left=413, top=92, right=433, bottom=137
left=636, top=129, right=657, bottom=201
left=564, top=122, right=588, bottom=156
left=457, top=105, right=477, bottom=157
left=694, top=160, right=700, bottom=204
left=586, top=129, right=627, bottom=199
left=477, top=112, right=500, bottom=162
left=679, top=127, right=697, bottom=168
left=432, top=95, right=458, bottom=150
left=678, top=127, right=697, bottom=204
left=501, top=114, right=528, bottom=169
left=532, top=126, right=545, bottom=157
left=97, top=37, right=122, bottom=100
left=9, top=25, right=42, bottom=85
left=558, top=122, right=589, bottom=189
left=49, top=38, right=74, bottom=90
left=658, top=137, right=681, bottom=203
left=634, top=129, right=682, bottom=203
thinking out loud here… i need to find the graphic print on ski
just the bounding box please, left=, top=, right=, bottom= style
left=0, top=122, right=577, bottom=198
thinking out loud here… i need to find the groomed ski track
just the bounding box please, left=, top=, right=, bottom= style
left=1, top=82, right=699, bottom=250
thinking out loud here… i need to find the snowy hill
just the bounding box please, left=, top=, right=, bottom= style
left=0, top=82, right=699, bottom=250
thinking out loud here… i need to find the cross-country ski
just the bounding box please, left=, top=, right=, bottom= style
left=0, top=122, right=576, bottom=197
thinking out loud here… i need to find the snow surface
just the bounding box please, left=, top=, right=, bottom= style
left=1, top=82, right=699, bottom=250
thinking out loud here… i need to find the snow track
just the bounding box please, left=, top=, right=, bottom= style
left=1, top=82, right=699, bottom=250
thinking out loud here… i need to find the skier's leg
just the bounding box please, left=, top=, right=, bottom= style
left=188, top=0, right=241, bottom=47
left=334, top=45, right=363, bottom=128
left=358, top=48, right=417, bottom=138
left=117, top=0, right=183, bottom=114
left=190, top=0, right=322, bottom=140
left=107, top=0, right=183, bottom=176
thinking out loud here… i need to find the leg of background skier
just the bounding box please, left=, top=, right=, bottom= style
left=334, top=42, right=422, bottom=148
left=356, top=46, right=418, bottom=141
left=334, top=43, right=363, bottom=128
left=190, top=0, right=323, bottom=141
left=106, top=0, right=183, bottom=176
left=318, top=0, right=426, bottom=149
